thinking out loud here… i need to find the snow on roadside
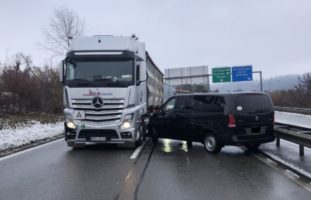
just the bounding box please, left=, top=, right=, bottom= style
left=275, top=111, right=311, bottom=129
left=0, top=121, right=63, bottom=150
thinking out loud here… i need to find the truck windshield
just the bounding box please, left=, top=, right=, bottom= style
left=65, top=59, right=134, bottom=87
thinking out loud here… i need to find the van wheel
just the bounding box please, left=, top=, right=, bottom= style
left=151, top=128, right=158, bottom=145
left=245, top=144, right=260, bottom=152
left=203, top=134, right=221, bottom=154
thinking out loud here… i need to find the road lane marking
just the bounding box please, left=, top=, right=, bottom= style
left=0, top=139, right=63, bottom=162
left=130, top=142, right=146, bottom=160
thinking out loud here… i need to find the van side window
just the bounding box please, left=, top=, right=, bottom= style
left=175, top=96, right=193, bottom=110
left=192, top=96, right=225, bottom=113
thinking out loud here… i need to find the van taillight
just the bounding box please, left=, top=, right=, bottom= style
left=228, top=114, right=236, bottom=128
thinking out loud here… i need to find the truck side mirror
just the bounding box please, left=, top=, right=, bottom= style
left=136, top=80, right=146, bottom=86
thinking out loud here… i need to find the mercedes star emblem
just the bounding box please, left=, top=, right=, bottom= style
left=92, top=97, right=104, bottom=108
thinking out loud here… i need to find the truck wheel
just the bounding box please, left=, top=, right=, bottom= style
left=203, top=134, right=221, bottom=154
left=187, top=140, right=193, bottom=149
left=151, top=128, right=158, bottom=145
left=141, top=122, right=146, bottom=142
left=245, top=144, right=260, bottom=152
left=135, top=126, right=143, bottom=147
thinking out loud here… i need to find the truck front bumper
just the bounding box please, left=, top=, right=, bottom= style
left=65, top=121, right=138, bottom=145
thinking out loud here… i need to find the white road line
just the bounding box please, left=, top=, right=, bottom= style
left=130, top=142, right=146, bottom=160
left=0, top=139, right=63, bottom=162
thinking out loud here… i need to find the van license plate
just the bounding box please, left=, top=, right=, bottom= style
left=91, top=137, right=106, bottom=141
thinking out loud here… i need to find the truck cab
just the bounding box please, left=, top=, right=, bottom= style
left=59, top=35, right=161, bottom=147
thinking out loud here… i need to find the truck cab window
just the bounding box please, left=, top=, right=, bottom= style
left=163, top=98, right=176, bottom=112
left=66, top=62, right=75, bottom=80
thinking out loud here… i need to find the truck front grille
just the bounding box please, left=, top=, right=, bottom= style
left=71, top=98, right=125, bottom=123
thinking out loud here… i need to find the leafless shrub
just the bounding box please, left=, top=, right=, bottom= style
left=0, top=54, right=62, bottom=115
left=269, top=72, right=311, bottom=108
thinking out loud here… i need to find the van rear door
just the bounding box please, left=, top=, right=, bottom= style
left=231, top=93, right=274, bottom=134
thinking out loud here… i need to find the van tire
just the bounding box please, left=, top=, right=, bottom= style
left=245, top=144, right=260, bottom=152
left=203, top=134, right=222, bottom=154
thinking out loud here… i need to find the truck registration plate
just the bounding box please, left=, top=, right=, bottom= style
left=90, top=137, right=106, bottom=141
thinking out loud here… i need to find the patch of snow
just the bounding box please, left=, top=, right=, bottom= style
left=0, top=121, right=63, bottom=150
left=276, top=111, right=311, bottom=119
left=275, top=111, right=311, bottom=129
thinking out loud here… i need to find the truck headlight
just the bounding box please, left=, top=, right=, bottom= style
left=66, top=121, right=77, bottom=129
left=121, top=114, right=134, bottom=130
left=121, top=121, right=131, bottom=129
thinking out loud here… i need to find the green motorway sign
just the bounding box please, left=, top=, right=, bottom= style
left=212, top=67, right=231, bottom=83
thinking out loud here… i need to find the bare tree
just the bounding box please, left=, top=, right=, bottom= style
left=43, top=7, right=85, bottom=57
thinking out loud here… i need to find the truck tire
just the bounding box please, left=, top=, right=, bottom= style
left=135, top=125, right=143, bottom=147
left=151, top=128, right=158, bottom=145
left=141, top=121, right=146, bottom=142
left=203, top=134, right=222, bottom=154
left=187, top=140, right=193, bottom=149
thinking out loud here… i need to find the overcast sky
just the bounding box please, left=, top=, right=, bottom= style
left=0, top=0, right=310, bottom=78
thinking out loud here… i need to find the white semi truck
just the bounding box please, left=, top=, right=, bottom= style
left=59, top=35, right=165, bottom=147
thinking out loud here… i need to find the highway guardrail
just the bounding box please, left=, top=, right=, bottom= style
left=274, top=122, right=311, bottom=155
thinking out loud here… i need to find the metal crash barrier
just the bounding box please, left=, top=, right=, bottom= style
left=274, top=123, right=311, bottom=155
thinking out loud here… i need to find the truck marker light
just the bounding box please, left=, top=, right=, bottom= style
left=228, top=114, right=236, bottom=128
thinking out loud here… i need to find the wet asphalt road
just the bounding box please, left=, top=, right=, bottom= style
left=0, top=139, right=310, bottom=200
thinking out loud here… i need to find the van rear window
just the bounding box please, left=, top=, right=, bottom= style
left=234, top=94, right=273, bottom=114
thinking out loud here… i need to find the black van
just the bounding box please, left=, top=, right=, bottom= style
left=147, top=92, right=275, bottom=153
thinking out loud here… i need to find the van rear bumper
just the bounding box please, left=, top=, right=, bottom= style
left=220, top=131, right=276, bottom=145
left=231, top=134, right=275, bottom=145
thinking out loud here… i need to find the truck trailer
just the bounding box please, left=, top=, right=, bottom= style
left=59, top=35, right=164, bottom=147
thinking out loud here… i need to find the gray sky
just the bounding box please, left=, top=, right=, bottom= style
left=0, top=0, right=311, bottom=78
